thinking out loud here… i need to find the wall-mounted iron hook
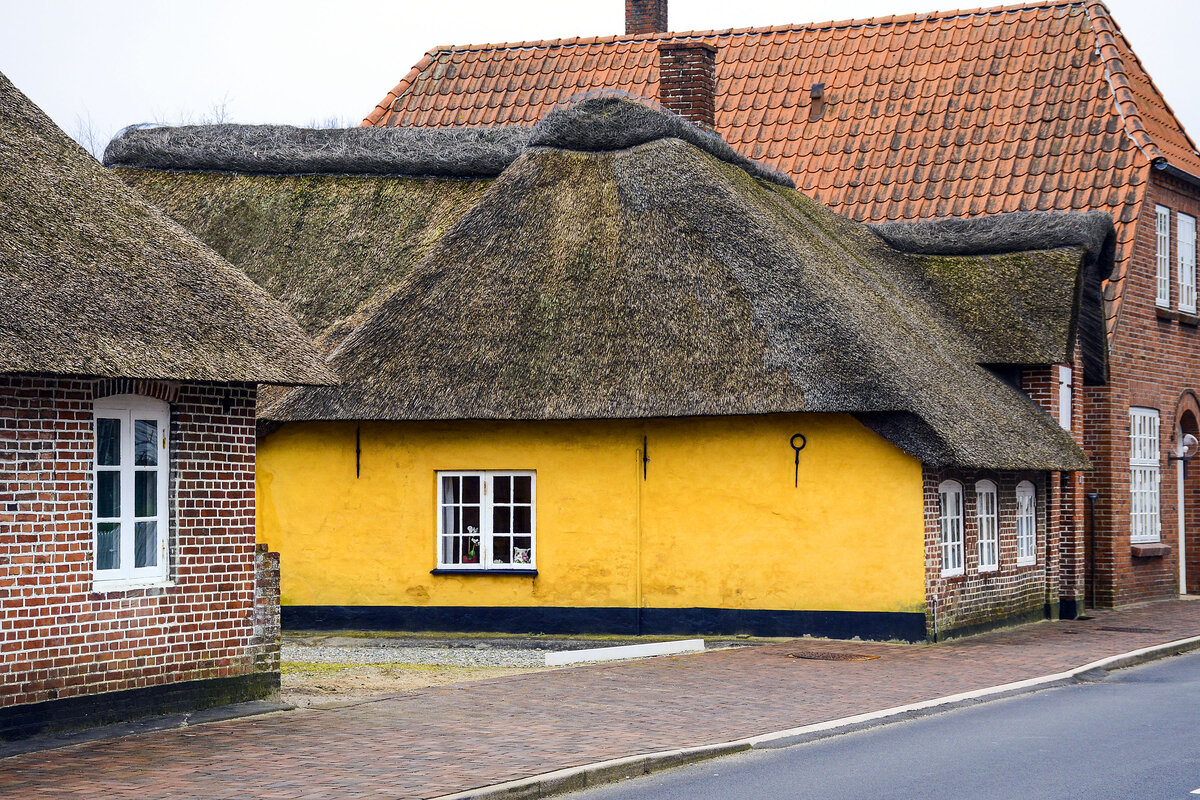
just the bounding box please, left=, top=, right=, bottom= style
left=790, top=433, right=807, bottom=487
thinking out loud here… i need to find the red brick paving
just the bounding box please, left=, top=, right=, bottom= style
left=3, top=600, right=1200, bottom=799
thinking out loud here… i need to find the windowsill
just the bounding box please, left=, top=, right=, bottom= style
left=1179, top=311, right=1200, bottom=327
left=978, top=566, right=998, bottom=574
left=1131, top=542, right=1171, bottom=558
left=1157, top=306, right=1176, bottom=321
left=1015, top=559, right=1037, bottom=568
left=940, top=569, right=964, bottom=579
left=91, top=579, right=175, bottom=595
left=430, top=568, right=538, bottom=577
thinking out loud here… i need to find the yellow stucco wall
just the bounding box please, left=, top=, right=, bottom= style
left=256, top=414, right=926, bottom=613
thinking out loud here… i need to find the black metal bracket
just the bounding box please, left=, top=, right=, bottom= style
left=790, top=433, right=807, bottom=487
left=643, top=436, right=650, bottom=481
left=356, top=426, right=362, bottom=478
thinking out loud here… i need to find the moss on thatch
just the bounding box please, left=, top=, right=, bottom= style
left=0, top=72, right=333, bottom=385
left=117, top=170, right=491, bottom=347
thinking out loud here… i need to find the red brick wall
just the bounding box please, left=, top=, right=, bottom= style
left=924, top=468, right=1052, bottom=638
left=1085, top=171, right=1200, bottom=605
left=0, top=375, right=279, bottom=709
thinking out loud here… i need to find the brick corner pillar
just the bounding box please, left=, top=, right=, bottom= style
left=626, top=0, right=668, bottom=36
left=657, top=41, right=717, bottom=129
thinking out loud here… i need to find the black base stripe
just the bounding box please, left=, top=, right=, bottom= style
left=282, top=605, right=928, bottom=642
left=0, top=672, right=280, bottom=742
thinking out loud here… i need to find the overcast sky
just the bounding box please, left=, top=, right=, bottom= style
left=3, top=0, right=1198, bottom=155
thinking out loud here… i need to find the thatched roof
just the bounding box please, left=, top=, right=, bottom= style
left=0, top=73, right=333, bottom=385
left=115, top=95, right=1105, bottom=470
left=870, top=211, right=1115, bottom=384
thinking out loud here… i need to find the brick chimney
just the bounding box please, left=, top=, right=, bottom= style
left=657, top=42, right=717, bottom=128
left=626, top=0, right=667, bottom=36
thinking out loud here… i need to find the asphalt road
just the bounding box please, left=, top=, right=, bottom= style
left=568, top=650, right=1200, bottom=800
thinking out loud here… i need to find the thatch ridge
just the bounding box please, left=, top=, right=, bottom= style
left=0, top=72, right=333, bottom=385
left=104, top=123, right=531, bottom=178
left=103, top=94, right=793, bottom=188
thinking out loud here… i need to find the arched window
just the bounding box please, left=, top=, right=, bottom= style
left=938, top=480, right=964, bottom=577
left=975, top=480, right=998, bottom=572
left=93, top=394, right=170, bottom=587
left=1015, top=481, right=1037, bottom=566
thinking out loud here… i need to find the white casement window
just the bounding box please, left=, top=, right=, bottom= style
left=1015, top=481, right=1037, bottom=566
left=1178, top=212, right=1196, bottom=314
left=1130, top=407, right=1162, bottom=543
left=1057, top=365, right=1073, bottom=430
left=975, top=480, right=999, bottom=572
left=93, top=395, right=170, bottom=588
left=1156, top=205, right=1171, bottom=308
left=437, top=471, right=535, bottom=570
left=938, top=480, right=964, bottom=577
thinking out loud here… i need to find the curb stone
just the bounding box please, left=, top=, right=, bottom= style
left=428, top=633, right=1200, bottom=800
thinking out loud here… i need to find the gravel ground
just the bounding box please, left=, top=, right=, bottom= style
left=282, top=643, right=547, bottom=668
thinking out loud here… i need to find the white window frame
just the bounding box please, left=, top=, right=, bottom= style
left=975, top=479, right=999, bottom=573
left=93, top=395, right=170, bottom=589
left=1178, top=212, right=1196, bottom=314
left=1057, top=364, right=1073, bottom=431
left=938, top=480, right=964, bottom=577
left=436, top=471, right=536, bottom=571
left=1156, top=204, right=1171, bottom=308
left=1130, top=407, right=1162, bottom=544
left=1015, top=481, right=1037, bottom=566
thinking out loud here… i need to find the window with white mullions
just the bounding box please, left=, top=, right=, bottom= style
left=1178, top=212, right=1196, bottom=314
left=1130, top=407, right=1161, bottom=544
left=1015, top=481, right=1037, bottom=566
left=93, top=395, right=169, bottom=587
left=1156, top=205, right=1171, bottom=308
left=975, top=480, right=999, bottom=572
left=438, top=471, right=535, bottom=570
left=938, top=480, right=964, bottom=577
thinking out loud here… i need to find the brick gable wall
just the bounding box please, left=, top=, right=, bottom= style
left=1085, top=171, right=1200, bottom=605
left=0, top=375, right=280, bottom=709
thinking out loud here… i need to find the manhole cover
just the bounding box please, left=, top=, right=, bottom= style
left=784, top=651, right=880, bottom=662
left=1097, top=626, right=1167, bottom=634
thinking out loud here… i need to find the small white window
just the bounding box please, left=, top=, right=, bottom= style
left=93, top=395, right=170, bottom=588
left=938, top=480, right=964, bottom=577
left=1130, top=407, right=1161, bottom=543
left=1057, top=364, right=1072, bottom=430
left=1178, top=212, right=1196, bottom=314
left=1015, top=481, right=1037, bottom=566
left=975, top=480, right=999, bottom=572
left=1156, top=205, right=1171, bottom=308
left=437, top=471, right=535, bottom=570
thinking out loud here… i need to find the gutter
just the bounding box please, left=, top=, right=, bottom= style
left=1155, top=160, right=1200, bottom=192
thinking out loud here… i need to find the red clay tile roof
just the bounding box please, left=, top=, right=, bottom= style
left=364, top=1, right=1200, bottom=334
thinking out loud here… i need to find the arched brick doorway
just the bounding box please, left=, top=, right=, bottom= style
left=1174, top=393, right=1200, bottom=594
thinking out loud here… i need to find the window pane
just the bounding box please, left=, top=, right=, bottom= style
left=462, top=476, right=480, bottom=504
left=97, top=471, right=120, bottom=518
left=493, top=506, right=511, bottom=534
left=463, top=505, right=480, bottom=535
left=494, top=475, right=511, bottom=503
left=135, top=471, right=157, bottom=517
left=97, top=522, right=120, bottom=570
left=97, top=418, right=120, bottom=466
left=513, top=537, right=532, bottom=564
left=134, top=420, right=158, bottom=466
left=493, top=536, right=511, bottom=564
left=442, top=475, right=458, bottom=505
left=135, top=521, right=157, bottom=568
left=513, top=506, right=531, bottom=534
left=513, top=476, right=532, bottom=504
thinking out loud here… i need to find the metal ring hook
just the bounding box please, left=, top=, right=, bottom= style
left=790, top=433, right=807, bottom=487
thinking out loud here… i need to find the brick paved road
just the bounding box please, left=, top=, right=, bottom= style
left=3, top=601, right=1199, bottom=799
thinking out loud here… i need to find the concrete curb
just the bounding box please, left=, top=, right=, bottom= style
left=428, top=633, right=1200, bottom=800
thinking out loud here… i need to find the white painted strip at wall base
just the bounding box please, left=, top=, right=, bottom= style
left=545, top=639, right=705, bottom=667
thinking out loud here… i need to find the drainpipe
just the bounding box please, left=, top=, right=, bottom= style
left=1086, top=493, right=1099, bottom=608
